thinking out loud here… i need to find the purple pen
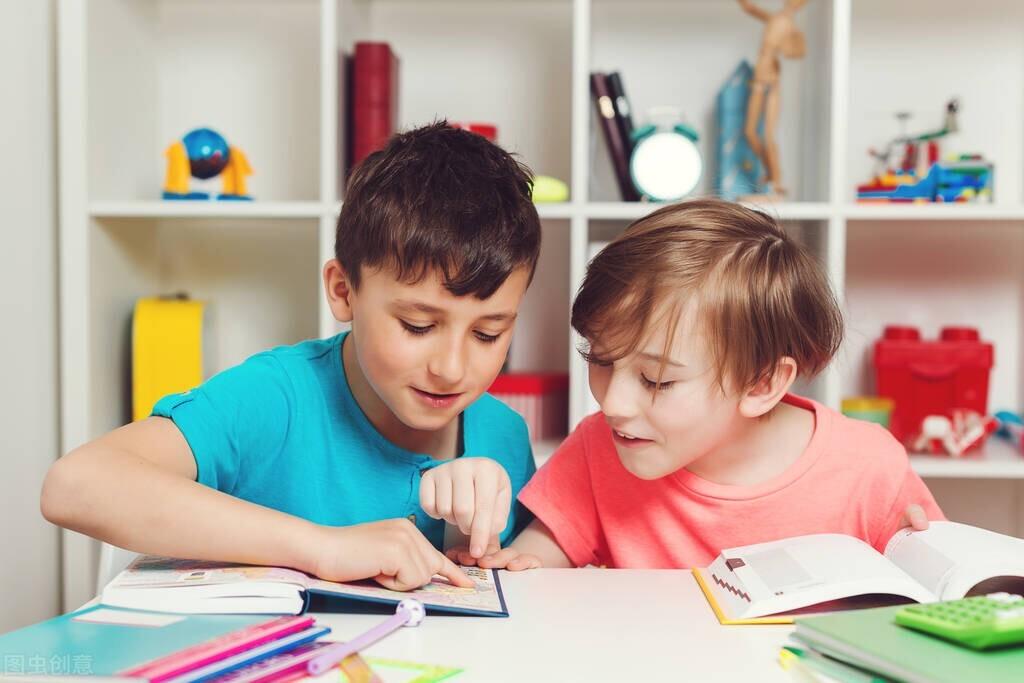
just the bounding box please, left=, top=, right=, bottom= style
left=306, top=599, right=426, bottom=675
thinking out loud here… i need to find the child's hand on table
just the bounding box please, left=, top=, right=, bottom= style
left=447, top=545, right=544, bottom=571
left=419, top=456, right=512, bottom=560
left=311, top=518, right=474, bottom=591
left=901, top=504, right=931, bottom=531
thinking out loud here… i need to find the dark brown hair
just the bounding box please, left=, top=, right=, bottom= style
left=336, top=121, right=541, bottom=298
left=572, top=198, right=843, bottom=391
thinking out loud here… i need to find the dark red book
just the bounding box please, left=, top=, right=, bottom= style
left=591, top=72, right=639, bottom=201
left=351, top=42, right=399, bottom=170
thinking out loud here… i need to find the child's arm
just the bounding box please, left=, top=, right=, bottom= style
left=41, top=417, right=472, bottom=591
left=447, top=518, right=574, bottom=570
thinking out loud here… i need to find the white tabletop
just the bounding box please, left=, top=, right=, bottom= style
left=312, top=569, right=794, bottom=682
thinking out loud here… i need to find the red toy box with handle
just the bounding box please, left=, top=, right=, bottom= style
left=872, top=325, right=994, bottom=446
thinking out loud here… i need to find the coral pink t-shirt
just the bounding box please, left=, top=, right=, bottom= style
left=519, top=394, right=944, bottom=568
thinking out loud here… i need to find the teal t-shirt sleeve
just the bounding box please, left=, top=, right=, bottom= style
left=151, top=353, right=294, bottom=493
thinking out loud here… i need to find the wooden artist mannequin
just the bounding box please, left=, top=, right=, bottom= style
left=737, top=0, right=809, bottom=198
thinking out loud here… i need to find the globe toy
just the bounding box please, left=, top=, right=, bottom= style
left=183, top=128, right=230, bottom=179
left=163, top=127, right=253, bottom=201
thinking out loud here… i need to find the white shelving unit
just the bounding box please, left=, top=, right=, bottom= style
left=58, top=0, right=1024, bottom=608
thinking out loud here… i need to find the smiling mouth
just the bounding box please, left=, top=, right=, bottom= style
left=411, top=387, right=463, bottom=407
left=611, top=429, right=653, bottom=446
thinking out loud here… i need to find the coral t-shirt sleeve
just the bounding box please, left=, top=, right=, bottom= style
left=518, top=417, right=604, bottom=567
left=871, top=461, right=946, bottom=552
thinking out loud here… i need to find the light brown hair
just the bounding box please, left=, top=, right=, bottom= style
left=571, top=198, right=843, bottom=392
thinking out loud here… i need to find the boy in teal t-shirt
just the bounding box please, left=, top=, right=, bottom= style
left=42, top=122, right=541, bottom=591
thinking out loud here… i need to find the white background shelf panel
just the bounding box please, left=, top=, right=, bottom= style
left=584, top=201, right=834, bottom=221
left=847, top=0, right=1024, bottom=205
left=911, top=438, right=1024, bottom=479
left=86, top=0, right=322, bottom=202
left=89, top=201, right=327, bottom=219
left=844, top=204, right=1024, bottom=221
left=589, top=0, right=832, bottom=203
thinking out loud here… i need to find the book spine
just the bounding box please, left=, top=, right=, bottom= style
left=120, top=616, right=314, bottom=682
left=606, top=71, right=635, bottom=155
left=590, top=72, right=640, bottom=201
left=351, top=42, right=399, bottom=169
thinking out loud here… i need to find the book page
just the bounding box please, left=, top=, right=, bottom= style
left=307, top=566, right=506, bottom=615
left=884, top=521, right=1024, bottom=599
left=106, top=556, right=312, bottom=590
left=703, top=534, right=935, bottom=620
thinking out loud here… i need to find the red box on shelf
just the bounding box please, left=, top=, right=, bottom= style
left=872, top=326, right=994, bottom=445
left=488, top=373, right=569, bottom=442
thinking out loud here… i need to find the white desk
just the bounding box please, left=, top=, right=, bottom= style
left=313, top=569, right=793, bottom=682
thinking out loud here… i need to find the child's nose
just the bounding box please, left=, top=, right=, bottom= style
left=599, top=371, right=639, bottom=420
left=427, top=341, right=465, bottom=387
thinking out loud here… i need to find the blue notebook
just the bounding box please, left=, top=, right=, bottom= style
left=0, top=605, right=272, bottom=677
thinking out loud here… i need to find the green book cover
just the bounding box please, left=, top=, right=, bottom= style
left=794, top=605, right=1024, bottom=683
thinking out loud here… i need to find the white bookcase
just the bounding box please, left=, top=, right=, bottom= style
left=58, top=0, right=1024, bottom=608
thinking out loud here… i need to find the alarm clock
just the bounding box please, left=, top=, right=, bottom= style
left=629, top=122, right=703, bottom=202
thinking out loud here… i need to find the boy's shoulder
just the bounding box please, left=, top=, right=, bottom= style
left=254, top=334, right=342, bottom=366
left=808, top=395, right=909, bottom=467
left=195, top=335, right=342, bottom=402
left=233, top=335, right=342, bottom=381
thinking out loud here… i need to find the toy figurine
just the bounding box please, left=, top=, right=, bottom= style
left=912, top=411, right=997, bottom=457
left=736, top=0, right=810, bottom=199
left=857, top=99, right=994, bottom=203
left=163, top=127, right=253, bottom=201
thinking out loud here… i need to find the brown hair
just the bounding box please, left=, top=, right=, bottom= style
left=571, top=198, right=843, bottom=392
left=335, top=121, right=541, bottom=298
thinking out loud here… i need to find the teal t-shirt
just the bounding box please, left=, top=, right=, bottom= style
left=152, top=333, right=535, bottom=549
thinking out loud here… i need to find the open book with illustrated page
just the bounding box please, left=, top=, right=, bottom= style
left=102, top=556, right=508, bottom=617
left=693, top=522, right=1024, bottom=625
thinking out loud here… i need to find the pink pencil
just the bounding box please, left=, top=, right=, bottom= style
left=120, top=616, right=314, bottom=682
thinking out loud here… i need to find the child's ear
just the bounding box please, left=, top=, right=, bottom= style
left=738, top=357, right=798, bottom=418
left=323, top=259, right=355, bottom=323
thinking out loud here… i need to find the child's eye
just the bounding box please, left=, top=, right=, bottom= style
left=474, top=331, right=500, bottom=344
left=641, top=374, right=675, bottom=391
left=400, top=321, right=433, bottom=335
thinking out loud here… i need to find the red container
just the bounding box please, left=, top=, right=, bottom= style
left=872, top=326, right=994, bottom=444
left=488, top=373, right=569, bottom=441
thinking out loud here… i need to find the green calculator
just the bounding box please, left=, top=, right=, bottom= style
left=895, top=593, right=1024, bottom=650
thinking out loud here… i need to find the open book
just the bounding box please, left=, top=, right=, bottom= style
left=102, top=556, right=508, bottom=617
left=693, top=522, right=1024, bottom=625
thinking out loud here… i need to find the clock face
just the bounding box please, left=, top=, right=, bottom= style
left=630, top=131, right=703, bottom=201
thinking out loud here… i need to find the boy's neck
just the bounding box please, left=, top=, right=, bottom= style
left=684, top=398, right=814, bottom=486
left=341, top=335, right=460, bottom=460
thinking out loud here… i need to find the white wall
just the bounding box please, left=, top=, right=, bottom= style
left=0, top=0, right=61, bottom=632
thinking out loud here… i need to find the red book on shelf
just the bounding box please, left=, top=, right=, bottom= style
left=351, top=42, right=399, bottom=170
left=590, top=72, right=639, bottom=201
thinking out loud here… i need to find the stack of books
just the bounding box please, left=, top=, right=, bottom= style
left=0, top=607, right=336, bottom=682
left=784, top=604, right=1024, bottom=683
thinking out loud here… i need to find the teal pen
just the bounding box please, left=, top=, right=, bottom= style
left=783, top=646, right=888, bottom=683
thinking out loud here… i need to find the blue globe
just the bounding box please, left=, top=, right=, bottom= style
left=182, top=128, right=230, bottom=180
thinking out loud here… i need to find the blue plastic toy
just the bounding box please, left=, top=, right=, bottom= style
left=716, top=61, right=763, bottom=200
left=163, top=127, right=253, bottom=201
